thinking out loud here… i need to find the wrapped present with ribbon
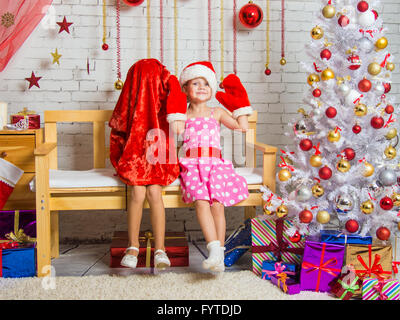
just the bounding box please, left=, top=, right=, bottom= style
left=224, top=219, right=251, bottom=267
left=10, top=107, right=40, bottom=129
left=300, top=239, right=345, bottom=292
left=0, top=210, right=36, bottom=242
left=110, top=230, right=189, bottom=268
left=251, top=217, right=305, bottom=276
left=362, top=278, right=400, bottom=300
left=330, top=265, right=361, bottom=300
left=261, top=260, right=297, bottom=281
left=0, top=242, right=36, bottom=278
left=320, top=230, right=372, bottom=245
left=270, top=272, right=301, bottom=295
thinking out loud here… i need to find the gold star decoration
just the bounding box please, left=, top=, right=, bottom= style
left=51, top=48, right=62, bottom=65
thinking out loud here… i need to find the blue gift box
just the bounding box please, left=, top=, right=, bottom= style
left=224, top=219, right=251, bottom=267
left=320, top=229, right=372, bottom=245
left=261, top=260, right=297, bottom=280
left=1, top=246, right=36, bottom=278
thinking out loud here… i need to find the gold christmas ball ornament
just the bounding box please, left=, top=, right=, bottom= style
left=114, top=79, right=124, bottom=90
left=362, top=161, right=375, bottom=177
left=392, top=193, right=400, bottom=207
left=311, top=26, right=324, bottom=40
left=312, top=184, right=325, bottom=198
left=327, top=130, right=341, bottom=142
left=384, top=145, right=397, bottom=159
left=316, top=210, right=331, bottom=224
left=276, top=204, right=289, bottom=218
left=310, top=154, right=323, bottom=167
left=307, top=73, right=320, bottom=86
left=321, top=68, right=335, bottom=81
left=361, top=200, right=374, bottom=214
left=375, top=37, right=388, bottom=50
left=280, top=57, right=287, bottom=65
left=367, top=62, right=381, bottom=76
left=385, top=128, right=397, bottom=140
left=386, top=62, right=395, bottom=71
left=337, top=159, right=351, bottom=173
left=322, top=5, right=336, bottom=19
left=354, top=103, right=368, bottom=117
left=278, top=169, right=292, bottom=181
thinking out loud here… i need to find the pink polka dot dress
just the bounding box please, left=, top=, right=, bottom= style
left=179, top=108, right=249, bottom=206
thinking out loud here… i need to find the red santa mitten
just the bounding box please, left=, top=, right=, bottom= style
left=0, top=158, right=24, bottom=210
left=216, top=74, right=253, bottom=118
left=166, top=75, right=188, bottom=123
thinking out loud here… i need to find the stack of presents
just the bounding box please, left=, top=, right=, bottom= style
left=225, top=216, right=400, bottom=300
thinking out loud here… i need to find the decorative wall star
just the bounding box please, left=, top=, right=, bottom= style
left=57, top=16, right=73, bottom=34
left=51, top=48, right=62, bottom=65
left=25, top=71, right=42, bottom=89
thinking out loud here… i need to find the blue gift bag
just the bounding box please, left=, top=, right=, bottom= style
left=1, top=247, right=36, bottom=278
left=224, top=219, right=251, bottom=267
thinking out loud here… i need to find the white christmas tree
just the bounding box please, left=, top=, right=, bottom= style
left=261, top=0, right=399, bottom=242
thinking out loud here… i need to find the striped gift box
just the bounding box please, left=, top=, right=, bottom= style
left=362, top=278, right=400, bottom=300
left=251, top=217, right=305, bottom=276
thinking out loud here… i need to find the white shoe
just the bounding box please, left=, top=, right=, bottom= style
left=154, top=249, right=171, bottom=270
left=202, top=240, right=224, bottom=271
left=120, top=246, right=139, bottom=269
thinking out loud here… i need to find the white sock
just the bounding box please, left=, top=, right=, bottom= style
left=203, top=240, right=224, bottom=270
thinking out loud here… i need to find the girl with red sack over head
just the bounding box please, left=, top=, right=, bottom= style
left=109, top=59, right=187, bottom=269
left=171, top=61, right=253, bottom=272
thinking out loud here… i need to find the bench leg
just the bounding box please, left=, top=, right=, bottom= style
left=51, top=211, right=59, bottom=259
left=244, top=206, right=256, bottom=220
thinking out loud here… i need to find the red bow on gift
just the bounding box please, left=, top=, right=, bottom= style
left=355, top=245, right=392, bottom=279
left=373, top=280, right=389, bottom=300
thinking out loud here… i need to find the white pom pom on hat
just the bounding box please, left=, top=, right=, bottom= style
left=179, top=61, right=218, bottom=95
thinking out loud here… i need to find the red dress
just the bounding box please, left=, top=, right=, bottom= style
left=109, top=59, right=179, bottom=186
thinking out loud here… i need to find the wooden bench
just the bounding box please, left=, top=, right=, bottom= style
left=34, top=110, right=277, bottom=277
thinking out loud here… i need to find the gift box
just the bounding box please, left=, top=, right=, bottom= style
left=261, top=260, right=297, bottom=280
left=0, top=242, right=36, bottom=278
left=300, top=240, right=345, bottom=292
left=10, top=108, right=40, bottom=129
left=330, top=265, right=361, bottom=300
left=270, top=273, right=301, bottom=295
left=320, top=230, right=372, bottom=245
left=0, top=210, right=36, bottom=241
left=110, top=231, right=189, bottom=268
left=224, top=219, right=251, bottom=267
left=252, top=217, right=305, bottom=276
left=362, top=278, right=400, bottom=300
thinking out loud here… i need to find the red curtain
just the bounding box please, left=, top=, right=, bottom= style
left=0, top=0, right=53, bottom=72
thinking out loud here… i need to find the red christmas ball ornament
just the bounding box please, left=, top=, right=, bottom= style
left=376, top=226, right=390, bottom=241
left=319, top=166, right=332, bottom=180
left=299, top=139, right=313, bottom=151
left=357, top=1, right=369, bottom=12
left=289, top=231, right=301, bottom=243
left=102, top=43, right=109, bottom=51
left=239, top=2, right=264, bottom=29
left=385, top=104, right=394, bottom=114
left=345, top=219, right=359, bottom=233
left=338, top=14, right=350, bottom=27
left=343, top=147, right=356, bottom=161
left=299, top=209, right=313, bottom=223
left=370, top=116, right=384, bottom=129
left=372, top=9, right=378, bottom=20
left=352, top=124, right=362, bottom=134
left=320, top=49, right=332, bottom=60
left=123, top=0, right=144, bottom=6
left=325, top=106, right=337, bottom=118
left=313, top=88, right=322, bottom=97
left=358, top=78, right=372, bottom=92
left=380, top=196, right=394, bottom=210
left=347, top=53, right=362, bottom=70
left=383, top=82, right=391, bottom=93
left=264, top=68, right=271, bottom=76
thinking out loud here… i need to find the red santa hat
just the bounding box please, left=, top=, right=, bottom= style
left=0, top=158, right=24, bottom=210
left=179, top=61, right=218, bottom=95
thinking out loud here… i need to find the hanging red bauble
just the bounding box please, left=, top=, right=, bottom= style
left=347, top=53, right=361, bottom=70
left=102, top=43, right=109, bottom=51
left=320, top=49, right=331, bottom=60
left=343, top=148, right=356, bottom=161
left=385, top=104, right=394, bottom=114
left=239, top=1, right=264, bottom=29
left=372, top=9, right=378, bottom=20
left=122, top=0, right=144, bottom=6
left=357, top=1, right=369, bottom=12
left=352, top=124, right=362, bottom=134
left=380, top=196, right=394, bottom=210
left=265, top=68, right=271, bottom=76
left=383, top=82, right=391, bottom=93
left=370, top=116, right=384, bottom=129
left=313, top=88, right=322, bottom=97
left=289, top=231, right=301, bottom=243
left=325, top=106, right=337, bottom=118
left=345, top=219, right=359, bottom=233
left=338, top=14, right=350, bottom=27
left=376, top=226, right=390, bottom=241
left=358, top=78, right=372, bottom=92
left=299, top=139, right=313, bottom=151
left=299, top=209, right=313, bottom=223
left=319, top=166, right=332, bottom=180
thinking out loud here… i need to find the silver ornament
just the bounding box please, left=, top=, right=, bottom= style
left=368, top=181, right=383, bottom=198
left=335, top=194, right=354, bottom=214
left=359, top=37, right=374, bottom=53
left=358, top=11, right=375, bottom=27
left=339, top=84, right=350, bottom=96
left=374, top=83, right=385, bottom=96
left=378, top=168, right=397, bottom=186
left=296, top=186, right=313, bottom=202
left=295, top=120, right=307, bottom=133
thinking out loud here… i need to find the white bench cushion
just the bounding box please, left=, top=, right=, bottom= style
left=30, top=167, right=263, bottom=190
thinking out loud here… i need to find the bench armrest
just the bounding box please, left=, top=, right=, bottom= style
left=34, top=142, right=57, bottom=156
left=251, top=141, right=278, bottom=154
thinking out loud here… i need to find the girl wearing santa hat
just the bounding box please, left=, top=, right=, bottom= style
left=170, top=61, right=253, bottom=272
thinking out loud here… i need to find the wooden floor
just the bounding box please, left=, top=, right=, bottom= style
left=51, top=240, right=252, bottom=277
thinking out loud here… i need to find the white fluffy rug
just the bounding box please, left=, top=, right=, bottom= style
left=0, top=271, right=335, bottom=300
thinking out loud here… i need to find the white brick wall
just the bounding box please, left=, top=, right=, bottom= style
left=1, top=0, right=399, bottom=241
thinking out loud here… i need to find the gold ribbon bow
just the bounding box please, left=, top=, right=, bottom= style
left=17, top=107, right=36, bottom=117
left=1, top=210, right=36, bottom=244
left=277, top=272, right=288, bottom=293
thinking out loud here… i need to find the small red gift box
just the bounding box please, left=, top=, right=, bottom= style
left=110, top=231, right=189, bottom=268
left=330, top=265, right=362, bottom=300
left=10, top=108, right=40, bottom=129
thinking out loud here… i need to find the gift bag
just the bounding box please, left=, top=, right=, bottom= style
left=224, top=219, right=251, bottom=267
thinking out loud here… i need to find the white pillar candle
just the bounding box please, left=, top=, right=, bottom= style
left=0, top=102, right=7, bottom=129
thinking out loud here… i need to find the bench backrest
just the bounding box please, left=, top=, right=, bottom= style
left=43, top=110, right=258, bottom=170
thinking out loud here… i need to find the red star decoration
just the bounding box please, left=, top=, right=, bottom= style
left=25, top=71, right=42, bottom=89
left=57, top=16, right=73, bottom=34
